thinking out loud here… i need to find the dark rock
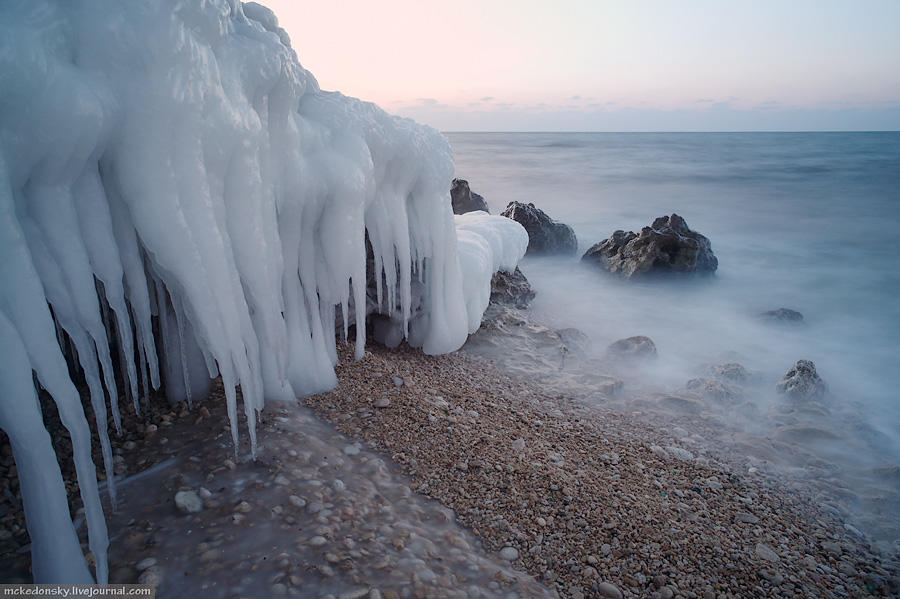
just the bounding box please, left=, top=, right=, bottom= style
left=450, top=178, right=489, bottom=215
left=489, top=267, right=535, bottom=308
left=606, top=336, right=657, bottom=359
left=706, top=362, right=750, bottom=383
left=500, top=202, right=577, bottom=255
left=776, top=360, right=826, bottom=400
left=582, top=213, right=717, bottom=278
left=760, top=308, right=804, bottom=323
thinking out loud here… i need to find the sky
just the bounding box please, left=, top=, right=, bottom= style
left=262, top=0, right=900, bottom=132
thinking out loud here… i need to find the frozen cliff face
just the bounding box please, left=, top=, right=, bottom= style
left=0, top=0, right=522, bottom=582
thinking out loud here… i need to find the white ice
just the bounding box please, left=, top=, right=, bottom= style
left=0, top=0, right=522, bottom=583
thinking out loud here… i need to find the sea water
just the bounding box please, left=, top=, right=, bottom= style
left=447, top=131, right=900, bottom=549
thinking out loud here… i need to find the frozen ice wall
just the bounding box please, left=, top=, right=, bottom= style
left=0, top=0, right=519, bottom=583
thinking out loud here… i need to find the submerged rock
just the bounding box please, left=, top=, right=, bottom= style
left=174, top=490, right=203, bottom=514
left=582, top=214, right=717, bottom=278
left=489, top=267, right=536, bottom=308
left=500, top=202, right=577, bottom=255
left=606, top=336, right=657, bottom=360
left=776, top=360, right=826, bottom=400
left=450, top=178, right=489, bottom=215
left=760, top=308, right=804, bottom=324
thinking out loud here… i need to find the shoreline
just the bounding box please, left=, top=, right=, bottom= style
left=1, top=342, right=898, bottom=597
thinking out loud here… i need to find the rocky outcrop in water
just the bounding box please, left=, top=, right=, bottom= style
left=500, top=202, right=577, bottom=255
left=489, top=267, right=535, bottom=308
left=581, top=214, right=717, bottom=278
left=776, top=360, right=826, bottom=400
left=451, top=178, right=489, bottom=215
left=760, top=308, right=804, bottom=324
left=606, top=336, right=657, bottom=360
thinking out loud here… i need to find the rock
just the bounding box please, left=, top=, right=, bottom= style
left=234, top=500, right=253, bottom=513
left=685, top=378, right=739, bottom=402
left=776, top=360, right=826, bottom=400
left=137, top=567, right=161, bottom=586
left=135, top=557, right=157, bottom=571
left=500, top=201, right=577, bottom=255
left=707, top=362, right=750, bottom=383
left=174, top=490, right=203, bottom=514
left=755, top=542, right=780, bottom=562
left=607, top=336, right=657, bottom=359
left=308, top=536, right=327, bottom=546
left=735, top=512, right=760, bottom=524
left=499, top=546, right=519, bottom=560
left=760, top=308, right=804, bottom=324
left=288, top=495, right=306, bottom=508
left=597, top=581, right=623, bottom=599
left=373, top=397, right=391, bottom=408
left=489, top=267, right=536, bottom=308
left=511, top=438, right=526, bottom=453
left=666, top=446, right=694, bottom=461
left=343, top=445, right=360, bottom=455
left=582, top=213, right=717, bottom=278
left=450, top=178, right=489, bottom=215
left=391, top=376, right=404, bottom=387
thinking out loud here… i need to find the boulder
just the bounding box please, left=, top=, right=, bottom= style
left=776, top=360, right=826, bottom=400
left=489, top=267, right=535, bottom=308
left=582, top=214, right=717, bottom=278
left=500, top=201, right=577, bottom=255
left=606, top=336, right=657, bottom=359
left=760, top=308, right=804, bottom=324
left=450, top=178, right=489, bottom=215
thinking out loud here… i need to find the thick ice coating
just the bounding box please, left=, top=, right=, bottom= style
left=0, top=0, right=521, bottom=582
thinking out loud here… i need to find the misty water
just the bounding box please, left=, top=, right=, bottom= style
left=448, top=132, right=900, bottom=551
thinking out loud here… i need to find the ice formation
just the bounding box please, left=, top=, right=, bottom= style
left=0, top=0, right=524, bottom=583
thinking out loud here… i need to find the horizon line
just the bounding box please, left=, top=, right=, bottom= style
left=441, top=129, right=900, bottom=134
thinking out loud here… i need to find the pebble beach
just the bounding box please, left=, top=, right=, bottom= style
left=4, top=337, right=898, bottom=598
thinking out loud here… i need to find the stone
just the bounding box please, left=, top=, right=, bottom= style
left=582, top=213, right=717, bottom=278
left=288, top=495, right=306, bottom=508
left=666, top=446, right=694, bottom=461
left=706, top=362, right=750, bottom=383
left=597, top=581, right=623, bottom=599
left=776, top=360, right=826, bottom=400
left=373, top=397, right=391, bottom=408
left=450, top=178, right=489, bottom=215
left=391, top=376, right=404, bottom=386
left=234, top=500, right=253, bottom=513
left=607, top=336, right=657, bottom=359
left=137, top=567, right=161, bottom=586
left=760, top=308, right=804, bottom=324
left=499, top=546, right=519, bottom=560
left=489, top=267, right=536, bottom=308
left=500, top=201, right=578, bottom=255
left=174, top=490, right=203, bottom=514
left=135, top=557, right=156, bottom=571
left=735, top=512, right=760, bottom=524
left=309, top=536, right=327, bottom=546
left=755, top=542, right=780, bottom=562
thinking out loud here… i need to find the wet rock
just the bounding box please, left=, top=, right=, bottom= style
left=489, top=267, right=536, bottom=308
left=760, top=308, right=804, bottom=324
left=500, top=201, right=577, bottom=255
left=137, top=566, right=161, bottom=586
left=776, top=360, right=826, bottom=400
left=174, top=490, right=203, bottom=514
left=685, top=378, right=739, bottom=402
left=582, top=213, right=717, bottom=278
left=234, top=500, right=253, bottom=513
left=135, top=557, right=156, bottom=571
left=607, top=336, right=657, bottom=359
left=450, top=178, right=489, bottom=215
left=706, top=362, right=750, bottom=383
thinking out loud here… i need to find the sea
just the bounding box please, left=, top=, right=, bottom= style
left=446, top=131, right=900, bottom=551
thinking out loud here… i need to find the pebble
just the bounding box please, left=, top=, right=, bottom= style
left=512, top=438, right=526, bottom=452
left=174, top=490, right=203, bottom=514
left=288, top=495, right=306, bottom=508
left=735, top=512, right=760, bottom=524
left=197, top=487, right=212, bottom=499
left=374, top=397, right=391, bottom=408
left=597, top=581, right=623, bottom=599
left=274, top=475, right=290, bottom=485
left=137, top=567, right=161, bottom=586
left=339, top=589, right=370, bottom=599
left=343, top=445, right=360, bottom=455
left=392, top=376, right=404, bottom=386
left=499, top=546, right=519, bottom=560
left=135, top=557, right=156, bottom=571
left=755, top=542, right=780, bottom=562
left=309, top=536, right=328, bottom=546
left=658, top=587, right=674, bottom=599
left=666, top=446, right=694, bottom=461
left=234, top=501, right=253, bottom=513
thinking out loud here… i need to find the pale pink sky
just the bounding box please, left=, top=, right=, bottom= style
left=262, top=0, right=900, bottom=131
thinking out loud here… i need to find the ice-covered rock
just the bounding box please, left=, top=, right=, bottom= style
left=450, top=178, right=489, bottom=215
left=776, top=360, right=827, bottom=400
left=0, top=0, right=526, bottom=583
left=500, top=202, right=578, bottom=255
left=582, top=214, right=717, bottom=277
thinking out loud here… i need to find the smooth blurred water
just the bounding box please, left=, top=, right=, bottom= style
left=448, top=132, right=900, bottom=543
